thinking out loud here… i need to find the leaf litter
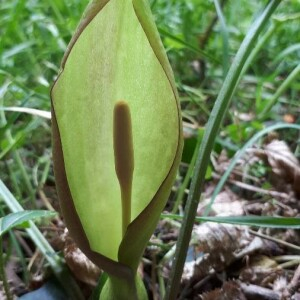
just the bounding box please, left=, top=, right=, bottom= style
left=5, top=124, right=300, bottom=300
left=161, top=138, right=300, bottom=300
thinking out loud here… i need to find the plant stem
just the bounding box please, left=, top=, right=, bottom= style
left=249, top=229, right=300, bottom=251
left=258, top=63, right=300, bottom=118
left=171, top=138, right=200, bottom=213
left=164, top=1, right=282, bottom=299
left=100, top=274, right=147, bottom=300
left=0, top=83, right=36, bottom=207
left=0, top=238, right=13, bottom=300
left=213, top=0, right=229, bottom=77
left=199, top=0, right=228, bottom=49
left=241, top=22, right=278, bottom=78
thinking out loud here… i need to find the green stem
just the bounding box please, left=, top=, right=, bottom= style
left=11, top=149, right=36, bottom=206
left=100, top=274, right=147, bottom=300
left=241, top=22, right=278, bottom=78
left=213, top=0, right=229, bottom=77
left=171, top=138, right=200, bottom=213
left=6, top=161, right=22, bottom=199
left=0, top=238, right=13, bottom=300
left=258, top=63, right=300, bottom=118
left=164, top=1, right=282, bottom=299
left=0, top=83, right=36, bottom=206
left=9, top=231, right=30, bottom=285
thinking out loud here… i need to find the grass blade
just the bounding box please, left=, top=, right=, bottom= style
left=0, top=210, right=57, bottom=236
left=162, top=214, right=300, bottom=229
left=213, top=0, right=229, bottom=76
left=258, top=63, right=300, bottom=118
left=0, top=107, right=51, bottom=119
left=165, top=1, right=282, bottom=299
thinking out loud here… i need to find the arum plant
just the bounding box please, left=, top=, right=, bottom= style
left=51, top=0, right=183, bottom=299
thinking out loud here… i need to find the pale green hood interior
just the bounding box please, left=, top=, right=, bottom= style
left=52, top=0, right=179, bottom=261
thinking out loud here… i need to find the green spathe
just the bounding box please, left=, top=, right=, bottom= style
left=52, top=0, right=182, bottom=280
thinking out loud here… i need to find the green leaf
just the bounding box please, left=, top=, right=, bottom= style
left=162, top=214, right=300, bottom=229
left=0, top=210, right=57, bottom=236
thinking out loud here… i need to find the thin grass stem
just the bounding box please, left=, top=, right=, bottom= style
left=165, top=1, right=282, bottom=298
left=171, top=138, right=200, bottom=213
left=259, top=63, right=300, bottom=118
left=213, top=0, right=229, bottom=76
left=0, top=238, right=13, bottom=300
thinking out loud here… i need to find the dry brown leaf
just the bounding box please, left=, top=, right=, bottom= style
left=264, top=140, right=299, bottom=178
left=239, top=255, right=281, bottom=286
left=283, top=114, right=296, bottom=124
left=183, top=223, right=251, bottom=280
left=201, top=281, right=247, bottom=300
left=182, top=222, right=280, bottom=283
left=198, top=188, right=245, bottom=216
left=263, top=140, right=300, bottom=197
left=63, top=230, right=100, bottom=286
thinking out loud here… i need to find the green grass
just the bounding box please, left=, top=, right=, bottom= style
left=1, top=0, right=300, bottom=299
